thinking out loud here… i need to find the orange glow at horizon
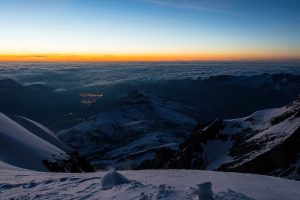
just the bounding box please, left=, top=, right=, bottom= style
left=0, top=52, right=299, bottom=62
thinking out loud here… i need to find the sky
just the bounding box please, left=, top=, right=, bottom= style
left=0, top=0, right=300, bottom=62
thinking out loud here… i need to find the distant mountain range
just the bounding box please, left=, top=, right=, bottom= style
left=2, top=73, right=300, bottom=131
left=0, top=79, right=116, bottom=131
left=136, top=73, right=300, bottom=120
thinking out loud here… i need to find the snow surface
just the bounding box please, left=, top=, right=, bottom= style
left=9, top=115, right=69, bottom=151
left=0, top=113, right=68, bottom=171
left=0, top=162, right=299, bottom=200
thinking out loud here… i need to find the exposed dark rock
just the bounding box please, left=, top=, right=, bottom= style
left=137, top=148, right=176, bottom=169
left=220, top=127, right=300, bottom=180
left=136, top=119, right=226, bottom=169
left=43, top=151, right=94, bottom=173
left=270, top=109, right=299, bottom=125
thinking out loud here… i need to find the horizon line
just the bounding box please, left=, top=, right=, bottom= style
left=0, top=53, right=299, bottom=63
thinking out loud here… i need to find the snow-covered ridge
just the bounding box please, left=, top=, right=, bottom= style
left=150, top=96, right=300, bottom=180
left=58, top=90, right=198, bottom=169
left=0, top=113, right=67, bottom=171
left=0, top=113, right=93, bottom=172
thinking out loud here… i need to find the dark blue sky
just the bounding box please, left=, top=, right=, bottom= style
left=0, top=0, right=299, bottom=61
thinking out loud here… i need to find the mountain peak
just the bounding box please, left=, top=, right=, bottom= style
left=121, top=90, right=149, bottom=105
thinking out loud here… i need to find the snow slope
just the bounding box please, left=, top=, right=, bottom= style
left=0, top=113, right=93, bottom=172
left=0, top=161, right=299, bottom=200
left=0, top=113, right=68, bottom=171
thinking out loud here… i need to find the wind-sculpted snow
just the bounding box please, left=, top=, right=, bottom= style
left=1, top=164, right=300, bottom=200
left=58, top=90, right=197, bottom=169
